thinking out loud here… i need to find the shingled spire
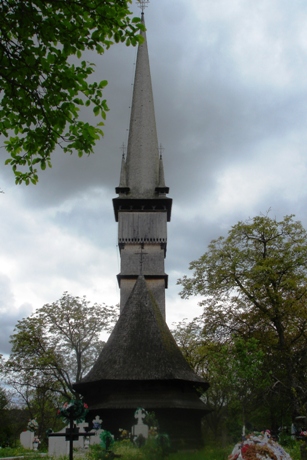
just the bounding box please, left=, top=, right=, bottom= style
left=113, top=9, right=172, bottom=318
left=126, top=12, right=159, bottom=197
left=115, top=13, right=169, bottom=199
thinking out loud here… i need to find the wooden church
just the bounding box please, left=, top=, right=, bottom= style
left=74, top=3, right=209, bottom=448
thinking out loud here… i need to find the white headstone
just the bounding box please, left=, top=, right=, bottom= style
left=48, top=426, right=69, bottom=457
left=48, top=425, right=85, bottom=456
left=76, top=422, right=88, bottom=449
left=132, top=408, right=148, bottom=439
left=90, top=429, right=103, bottom=445
left=20, top=431, right=34, bottom=450
left=48, top=422, right=101, bottom=457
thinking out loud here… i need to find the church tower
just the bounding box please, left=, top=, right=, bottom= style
left=113, top=8, right=172, bottom=319
left=74, top=3, right=209, bottom=448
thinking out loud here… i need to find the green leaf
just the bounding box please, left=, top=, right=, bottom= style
left=99, top=80, right=108, bottom=88
left=0, top=1, right=142, bottom=185
left=93, top=106, right=100, bottom=116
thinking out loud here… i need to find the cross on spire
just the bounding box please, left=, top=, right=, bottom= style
left=137, top=0, right=149, bottom=13
left=135, top=245, right=148, bottom=275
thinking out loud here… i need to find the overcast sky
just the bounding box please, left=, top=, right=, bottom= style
left=1, top=0, right=307, bottom=356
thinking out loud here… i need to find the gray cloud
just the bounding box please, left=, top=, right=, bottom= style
left=0, top=275, right=32, bottom=355
left=0, top=0, right=307, bottom=348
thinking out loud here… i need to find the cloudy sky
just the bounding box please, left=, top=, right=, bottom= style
left=1, top=0, right=307, bottom=356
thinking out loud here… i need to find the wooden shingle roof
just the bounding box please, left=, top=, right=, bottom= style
left=76, top=276, right=207, bottom=387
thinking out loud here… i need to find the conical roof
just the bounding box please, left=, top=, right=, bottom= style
left=75, top=276, right=207, bottom=387
left=118, top=14, right=169, bottom=199
left=113, top=12, right=172, bottom=220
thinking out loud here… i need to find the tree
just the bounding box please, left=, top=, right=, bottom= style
left=0, top=0, right=144, bottom=185
left=3, top=292, right=118, bottom=400
left=178, top=215, right=307, bottom=423
left=172, top=318, right=269, bottom=441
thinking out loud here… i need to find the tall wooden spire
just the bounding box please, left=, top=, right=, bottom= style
left=113, top=10, right=172, bottom=318
left=125, top=12, right=159, bottom=198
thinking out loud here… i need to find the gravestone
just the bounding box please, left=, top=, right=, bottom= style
left=48, top=420, right=101, bottom=457
left=48, top=424, right=90, bottom=457
left=48, top=426, right=70, bottom=457
left=75, top=422, right=90, bottom=449
left=131, top=408, right=148, bottom=439
left=20, top=431, right=34, bottom=449
left=92, top=415, right=103, bottom=431
left=90, top=416, right=104, bottom=446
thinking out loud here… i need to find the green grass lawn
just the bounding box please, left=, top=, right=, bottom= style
left=0, top=446, right=49, bottom=459
left=169, top=445, right=231, bottom=460
left=0, top=440, right=301, bottom=460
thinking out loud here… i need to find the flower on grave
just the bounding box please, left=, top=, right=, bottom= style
left=148, top=426, right=158, bottom=437
left=119, top=428, right=130, bottom=440
left=228, top=432, right=292, bottom=460
left=27, top=419, right=38, bottom=432
left=301, top=431, right=307, bottom=437
left=57, top=399, right=89, bottom=424
left=93, top=421, right=101, bottom=430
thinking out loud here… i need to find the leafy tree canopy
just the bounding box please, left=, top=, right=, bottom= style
left=178, top=214, right=307, bottom=421
left=178, top=215, right=307, bottom=352
left=0, top=0, right=144, bottom=185
left=172, top=318, right=269, bottom=439
left=3, top=292, right=118, bottom=399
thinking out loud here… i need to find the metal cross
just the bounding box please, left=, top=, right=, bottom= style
left=48, top=422, right=95, bottom=460
left=135, top=245, right=148, bottom=275
left=137, top=0, right=149, bottom=13
left=158, top=143, right=165, bottom=157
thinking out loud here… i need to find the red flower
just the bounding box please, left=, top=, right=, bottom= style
left=241, top=444, right=250, bottom=456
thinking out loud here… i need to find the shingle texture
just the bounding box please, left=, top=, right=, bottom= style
left=78, top=276, right=206, bottom=385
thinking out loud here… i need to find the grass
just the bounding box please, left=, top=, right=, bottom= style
left=285, top=441, right=303, bottom=460
left=0, top=447, right=33, bottom=458
left=0, top=440, right=302, bottom=460
left=0, top=446, right=47, bottom=459
left=169, top=444, right=231, bottom=460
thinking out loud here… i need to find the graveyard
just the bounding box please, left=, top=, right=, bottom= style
left=5, top=427, right=303, bottom=460
left=10, top=409, right=301, bottom=460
